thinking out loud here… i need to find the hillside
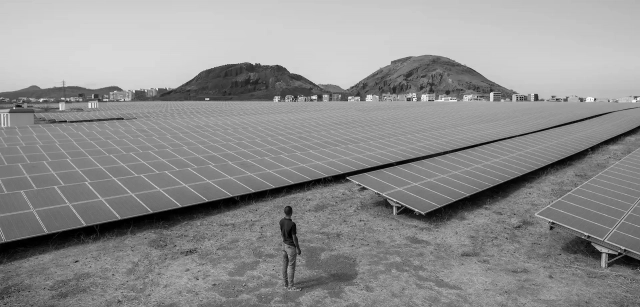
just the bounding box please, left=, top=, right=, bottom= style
left=0, top=86, right=122, bottom=100
left=161, top=63, right=327, bottom=100
left=318, top=84, right=347, bottom=93
left=348, top=55, right=517, bottom=99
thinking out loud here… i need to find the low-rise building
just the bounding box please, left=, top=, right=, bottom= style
left=146, top=88, right=158, bottom=98
left=322, top=94, right=330, bottom=102
left=109, top=91, right=133, bottom=101
left=331, top=94, right=341, bottom=101
left=273, top=96, right=281, bottom=102
left=348, top=96, right=355, bottom=102
left=490, top=92, right=502, bottom=102
left=381, top=93, right=396, bottom=101
left=366, top=94, right=380, bottom=102
left=284, top=95, right=294, bottom=102
left=585, top=97, right=596, bottom=102
left=529, top=93, right=539, bottom=101
left=618, top=96, right=640, bottom=103
left=310, top=95, right=318, bottom=102
left=297, top=95, right=307, bottom=102
left=463, top=94, right=489, bottom=101
left=512, top=94, right=527, bottom=102
left=567, top=95, right=583, bottom=102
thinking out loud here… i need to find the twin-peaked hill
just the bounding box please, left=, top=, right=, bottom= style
left=161, top=56, right=517, bottom=101
left=347, top=55, right=516, bottom=99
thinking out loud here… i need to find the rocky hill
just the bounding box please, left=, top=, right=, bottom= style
left=318, top=84, right=347, bottom=93
left=0, top=85, right=122, bottom=100
left=348, top=55, right=516, bottom=99
left=161, top=63, right=327, bottom=100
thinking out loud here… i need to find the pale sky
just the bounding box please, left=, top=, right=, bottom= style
left=0, top=0, right=638, bottom=99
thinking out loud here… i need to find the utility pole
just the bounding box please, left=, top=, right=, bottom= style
left=62, top=80, right=66, bottom=103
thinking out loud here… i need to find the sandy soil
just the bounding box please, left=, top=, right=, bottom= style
left=1, top=131, right=640, bottom=307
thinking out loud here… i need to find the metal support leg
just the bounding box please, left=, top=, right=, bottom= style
left=386, top=199, right=404, bottom=215
left=592, top=243, right=619, bottom=268
left=601, top=252, right=609, bottom=268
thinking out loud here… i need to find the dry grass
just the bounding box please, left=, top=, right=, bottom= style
left=1, top=132, right=640, bottom=306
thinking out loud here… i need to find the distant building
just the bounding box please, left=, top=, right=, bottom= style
left=146, top=88, right=158, bottom=98
left=109, top=91, right=133, bottom=101
left=438, top=94, right=447, bottom=101
left=331, top=94, right=341, bottom=101
left=618, top=96, right=639, bottom=103
left=365, top=95, right=379, bottom=101
left=548, top=96, right=565, bottom=102
left=586, top=97, right=596, bottom=102
left=423, top=93, right=436, bottom=101
left=490, top=92, right=501, bottom=102
left=512, top=94, right=527, bottom=102
left=273, top=96, right=281, bottom=102
left=567, top=95, right=583, bottom=102
left=322, top=94, right=330, bottom=102
left=382, top=93, right=396, bottom=101
left=297, top=95, right=307, bottom=102
left=284, top=95, right=294, bottom=102
left=354, top=96, right=361, bottom=101
left=310, top=95, right=318, bottom=102
left=408, top=93, right=417, bottom=101
left=348, top=96, right=355, bottom=102
left=529, top=93, right=539, bottom=101
left=463, top=94, right=489, bottom=101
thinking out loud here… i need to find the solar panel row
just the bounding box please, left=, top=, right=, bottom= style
left=536, top=147, right=640, bottom=257
left=348, top=108, right=640, bottom=215
left=36, top=111, right=136, bottom=122
left=0, top=102, right=634, bottom=243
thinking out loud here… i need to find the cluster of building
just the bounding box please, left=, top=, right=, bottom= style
left=273, top=94, right=343, bottom=102
left=273, top=92, right=505, bottom=103
left=272, top=92, right=640, bottom=104
left=108, top=88, right=172, bottom=102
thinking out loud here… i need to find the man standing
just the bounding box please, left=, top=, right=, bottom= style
left=280, top=206, right=302, bottom=291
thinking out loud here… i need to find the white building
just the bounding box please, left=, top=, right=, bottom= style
left=490, top=92, right=501, bottom=102
left=322, top=94, right=330, bottom=102
left=348, top=96, right=355, bottom=101
left=512, top=94, right=527, bottom=102
left=365, top=95, right=379, bottom=101
left=273, top=96, right=281, bottom=102
left=585, top=97, right=596, bottom=102
left=310, top=95, right=318, bottom=102
left=285, top=95, right=294, bottom=102
left=529, top=93, right=539, bottom=101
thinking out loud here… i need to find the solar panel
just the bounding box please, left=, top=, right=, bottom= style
left=349, top=108, right=640, bottom=217
left=0, top=101, right=636, bottom=243
left=536, top=146, right=640, bottom=262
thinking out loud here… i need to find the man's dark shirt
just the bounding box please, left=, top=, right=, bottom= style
left=280, top=217, right=297, bottom=247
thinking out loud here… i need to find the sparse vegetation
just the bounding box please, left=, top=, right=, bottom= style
left=1, top=129, right=640, bottom=306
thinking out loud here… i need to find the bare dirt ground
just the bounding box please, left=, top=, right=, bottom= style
left=1, top=130, right=640, bottom=307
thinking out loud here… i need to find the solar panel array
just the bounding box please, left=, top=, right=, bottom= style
left=349, top=108, right=640, bottom=215
left=536, top=147, right=640, bottom=257
left=0, top=101, right=634, bottom=243
left=36, top=111, right=136, bottom=123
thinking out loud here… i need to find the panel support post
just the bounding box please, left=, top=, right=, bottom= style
left=591, top=243, right=619, bottom=268
left=386, top=199, right=404, bottom=215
